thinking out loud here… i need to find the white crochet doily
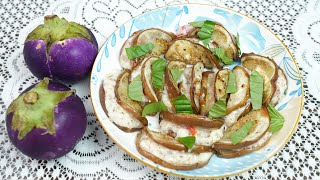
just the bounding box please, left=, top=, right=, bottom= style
left=0, top=0, right=318, bottom=179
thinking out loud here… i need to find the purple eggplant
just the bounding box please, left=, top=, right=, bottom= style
left=6, top=78, right=87, bottom=160
left=23, top=15, right=98, bottom=83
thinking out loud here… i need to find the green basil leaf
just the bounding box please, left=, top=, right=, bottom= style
left=267, top=103, right=285, bottom=133
left=208, top=95, right=227, bottom=118
left=212, top=48, right=233, bottom=65
left=230, top=121, right=254, bottom=145
left=170, top=69, right=183, bottom=82
left=178, top=136, right=196, bottom=149
left=226, top=71, right=237, bottom=93
left=173, top=95, right=193, bottom=114
left=125, top=43, right=154, bottom=59
left=188, top=21, right=205, bottom=27
left=236, top=32, right=241, bottom=55
left=142, top=101, right=167, bottom=117
left=250, top=70, right=264, bottom=110
left=128, top=75, right=143, bottom=101
left=151, top=59, right=166, bottom=89
left=197, top=20, right=215, bottom=40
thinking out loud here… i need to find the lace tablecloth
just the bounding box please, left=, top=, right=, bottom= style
left=0, top=0, right=319, bottom=179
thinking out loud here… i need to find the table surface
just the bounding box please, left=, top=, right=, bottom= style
left=0, top=0, right=319, bottom=179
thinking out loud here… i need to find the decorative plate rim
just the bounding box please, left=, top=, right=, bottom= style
left=89, top=3, right=304, bottom=178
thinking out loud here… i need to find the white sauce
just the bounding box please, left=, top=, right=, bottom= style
left=271, top=69, right=287, bottom=105
left=180, top=67, right=192, bottom=101
left=224, top=101, right=250, bottom=127
left=162, top=87, right=174, bottom=112
left=160, top=120, right=224, bottom=146
left=139, top=131, right=213, bottom=165
left=103, top=71, right=143, bottom=129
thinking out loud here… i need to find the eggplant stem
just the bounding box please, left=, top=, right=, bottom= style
left=23, top=92, right=39, bottom=104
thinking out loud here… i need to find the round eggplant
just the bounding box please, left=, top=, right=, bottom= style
left=6, top=78, right=87, bottom=160
left=23, top=15, right=98, bottom=83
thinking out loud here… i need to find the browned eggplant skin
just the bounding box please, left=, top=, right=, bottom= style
left=226, top=66, right=250, bottom=115
left=114, top=70, right=148, bottom=126
left=136, top=131, right=212, bottom=170
left=144, top=127, right=214, bottom=153
left=160, top=111, right=224, bottom=128
left=214, top=106, right=270, bottom=150
left=215, top=135, right=271, bottom=158
left=199, top=71, right=216, bottom=115
left=165, top=39, right=222, bottom=69
left=132, top=28, right=177, bottom=45
left=214, top=69, right=229, bottom=101
left=190, top=62, right=204, bottom=114
left=241, top=53, right=278, bottom=104
left=141, top=57, right=159, bottom=102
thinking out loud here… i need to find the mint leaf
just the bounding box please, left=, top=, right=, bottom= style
left=197, top=20, right=215, bottom=40
left=173, top=95, right=193, bottom=114
left=142, top=101, right=167, bottom=117
left=151, top=59, right=166, bottom=89
left=230, top=121, right=254, bottom=145
left=208, top=95, right=227, bottom=118
left=236, top=32, right=241, bottom=55
left=268, top=103, right=285, bottom=133
left=226, top=71, right=237, bottom=93
left=128, top=75, right=143, bottom=101
left=125, top=43, right=154, bottom=59
left=212, top=48, right=233, bottom=65
left=178, top=136, right=196, bottom=149
left=188, top=21, right=205, bottom=27
left=250, top=70, right=264, bottom=110
left=170, top=68, right=183, bottom=82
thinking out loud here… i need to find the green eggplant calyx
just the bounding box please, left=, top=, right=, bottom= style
left=25, top=15, right=94, bottom=52
left=7, top=78, right=75, bottom=140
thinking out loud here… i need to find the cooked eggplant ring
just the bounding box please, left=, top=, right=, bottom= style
left=186, top=24, right=238, bottom=60
left=136, top=130, right=213, bottom=170
left=241, top=53, right=278, bottom=104
left=103, top=70, right=145, bottom=132
left=214, top=106, right=270, bottom=149
left=165, top=39, right=222, bottom=69
left=119, top=28, right=176, bottom=69
left=145, top=127, right=214, bottom=153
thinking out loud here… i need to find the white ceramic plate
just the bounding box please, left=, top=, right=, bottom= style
left=90, top=4, right=303, bottom=178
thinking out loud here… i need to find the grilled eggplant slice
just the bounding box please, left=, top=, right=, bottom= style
left=119, top=30, right=142, bottom=69
left=165, top=39, right=221, bottom=69
left=163, top=61, right=187, bottom=112
left=141, top=57, right=163, bottom=102
left=103, top=70, right=144, bottom=132
left=161, top=111, right=224, bottom=128
left=216, top=132, right=272, bottom=158
left=115, top=70, right=148, bottom=126
left=145, top=128, right=214, bottom=153
left=133, top=28, right=176, bottom=56
left=200, top=71, right=217, bottom=115
left=226, top=66, right=250, bottom=114
left=136, top=130, right=213, bottom=170
left=190, top=62, right=204, bottom=113
left=187, top=24, right=238, bottom=60
left=214, top=106, right=270, bottom=149
left=215, top=69, right=229, bottom=100
left=241, top=53, right=278, bottom=104
left=270, top=68, right=288, bottom=105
